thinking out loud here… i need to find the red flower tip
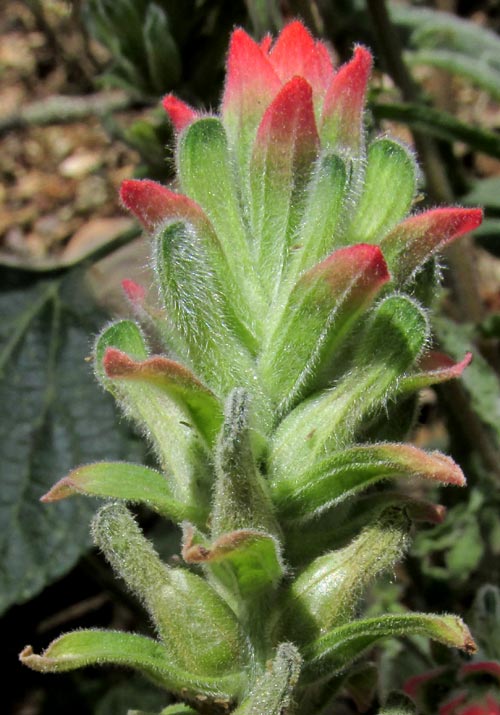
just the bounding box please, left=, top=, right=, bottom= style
left=321, top=243, right=390, bottom=287
left=162, top=93, right=198, bottom=133
left=103, top=347, right=133, bottom=378
left=459, top=661, right=500, bottom=682
left=121, top=279, right=146, bottom=306
left=418, top=351, right=472, bottom=379
left=120, top=179, right=169, bottom=232
left=254, top=75, right=319, bottom=154
left=320, top=44, right=373, bottom=149
left=440, top=694, right=469, bottom=715
left=268, top=21, right=334, bottom=97
left=222, top=28, right=281, bottom=121
left=120, top=179, right=206, bottom=233
left=403, top=667, right=448, bottom=697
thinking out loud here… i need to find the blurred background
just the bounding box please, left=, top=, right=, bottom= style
left=1, top=1, right=500, bottom=713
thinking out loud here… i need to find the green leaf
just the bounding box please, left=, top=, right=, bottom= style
left=270, top=295, right=429, bottom=476
left=0, top=270, right=140, bottom=615
left=285, top=495, right=445, bottom=566
left=232, top=643, right=302, bottom=715
left=278, top=509, right=410, bottom=644
left=372, top=102, right=500, bottom=160
left=42, top=461, right=207, bottom=526
left=95, top=321, right=212, bottom=513
left=155, top=221, right=259, bottom=399
left=92, top=504, right=248, bottom=684
left=128, top=704, right=199, bottom=715
left=102, top=348, right=223, bottom=447
left=20, top=630, right=176, bottom=690
left=377, top=692, right=417, bottom=715
left=391, top=3, right=500, bottom=100
left=249, top=77, right=319, bottom=298
left=272, top=443, right=464, bottom=523
left=346, top=138, right=417, bottom=245
left=285, top=152, right=348, bottom=283
left=305, top=613, right=475, bottom=676
left=212, top=389, right=279, bottom=536
left=178, top=118, right=262, bottom=319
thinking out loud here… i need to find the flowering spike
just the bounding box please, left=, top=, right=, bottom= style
left=320, top=45, right=373, bottom=154
left=30, top=19, right=483, bottom=712
left=162, top=93, right=198, bottom=133
left=381, top=207, right=483, bottom=284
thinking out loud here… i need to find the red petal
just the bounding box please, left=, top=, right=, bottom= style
left=440, top=694, right=468, bottom=715
left=459, top=661, right=500, bottom=682
left=268, top=20, right=334, bottom=96
left=320, top=45, right=372, bottom=151
left=120, top=179, right=207, bottom=233
left=403, top=667, right=447, bottom=697
left=308, top=243, right=390, bottom=294
left=162, top=94, right=197, bottom=133
left=417, top=351, right=472, bottom=380
left=222, top=27, right=281, bottom=126
left=254, top=75, right=319, bottom=159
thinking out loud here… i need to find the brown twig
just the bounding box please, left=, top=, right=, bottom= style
left=0, top=91, right=134, bottom=135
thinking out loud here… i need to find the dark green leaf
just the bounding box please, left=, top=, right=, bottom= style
left=0, top=270, right=140, bottom=614
left=372, top=102, right=500, bottom=160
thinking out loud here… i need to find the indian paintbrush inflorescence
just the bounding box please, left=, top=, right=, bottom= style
left=21, top=20, right=483, bottom=715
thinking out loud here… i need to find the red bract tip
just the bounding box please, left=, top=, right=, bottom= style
left=418, top=351, right=472, bottom=380
left=121, top=279, right=146, bottom=305
left=320, top=44, right=373, bottom=150
left=120, top=179, right=207, bottom=233
left=459, top=661, right=500, bottom=682
left=268, top=20, right=334, bottom=96
left=403, top=667, right=447, bottom=697
left=162, top=93, right=198, bottom=133
left=103, top=347, right=133, bottom=378
left=254, top=76, right=319, bottom=157
left=222, top=27, right=281, bottom=124
left=318, top=244, right=390, bottom=288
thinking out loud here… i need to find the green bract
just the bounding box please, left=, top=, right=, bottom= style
left=22, top=19, right=481, bottom=715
